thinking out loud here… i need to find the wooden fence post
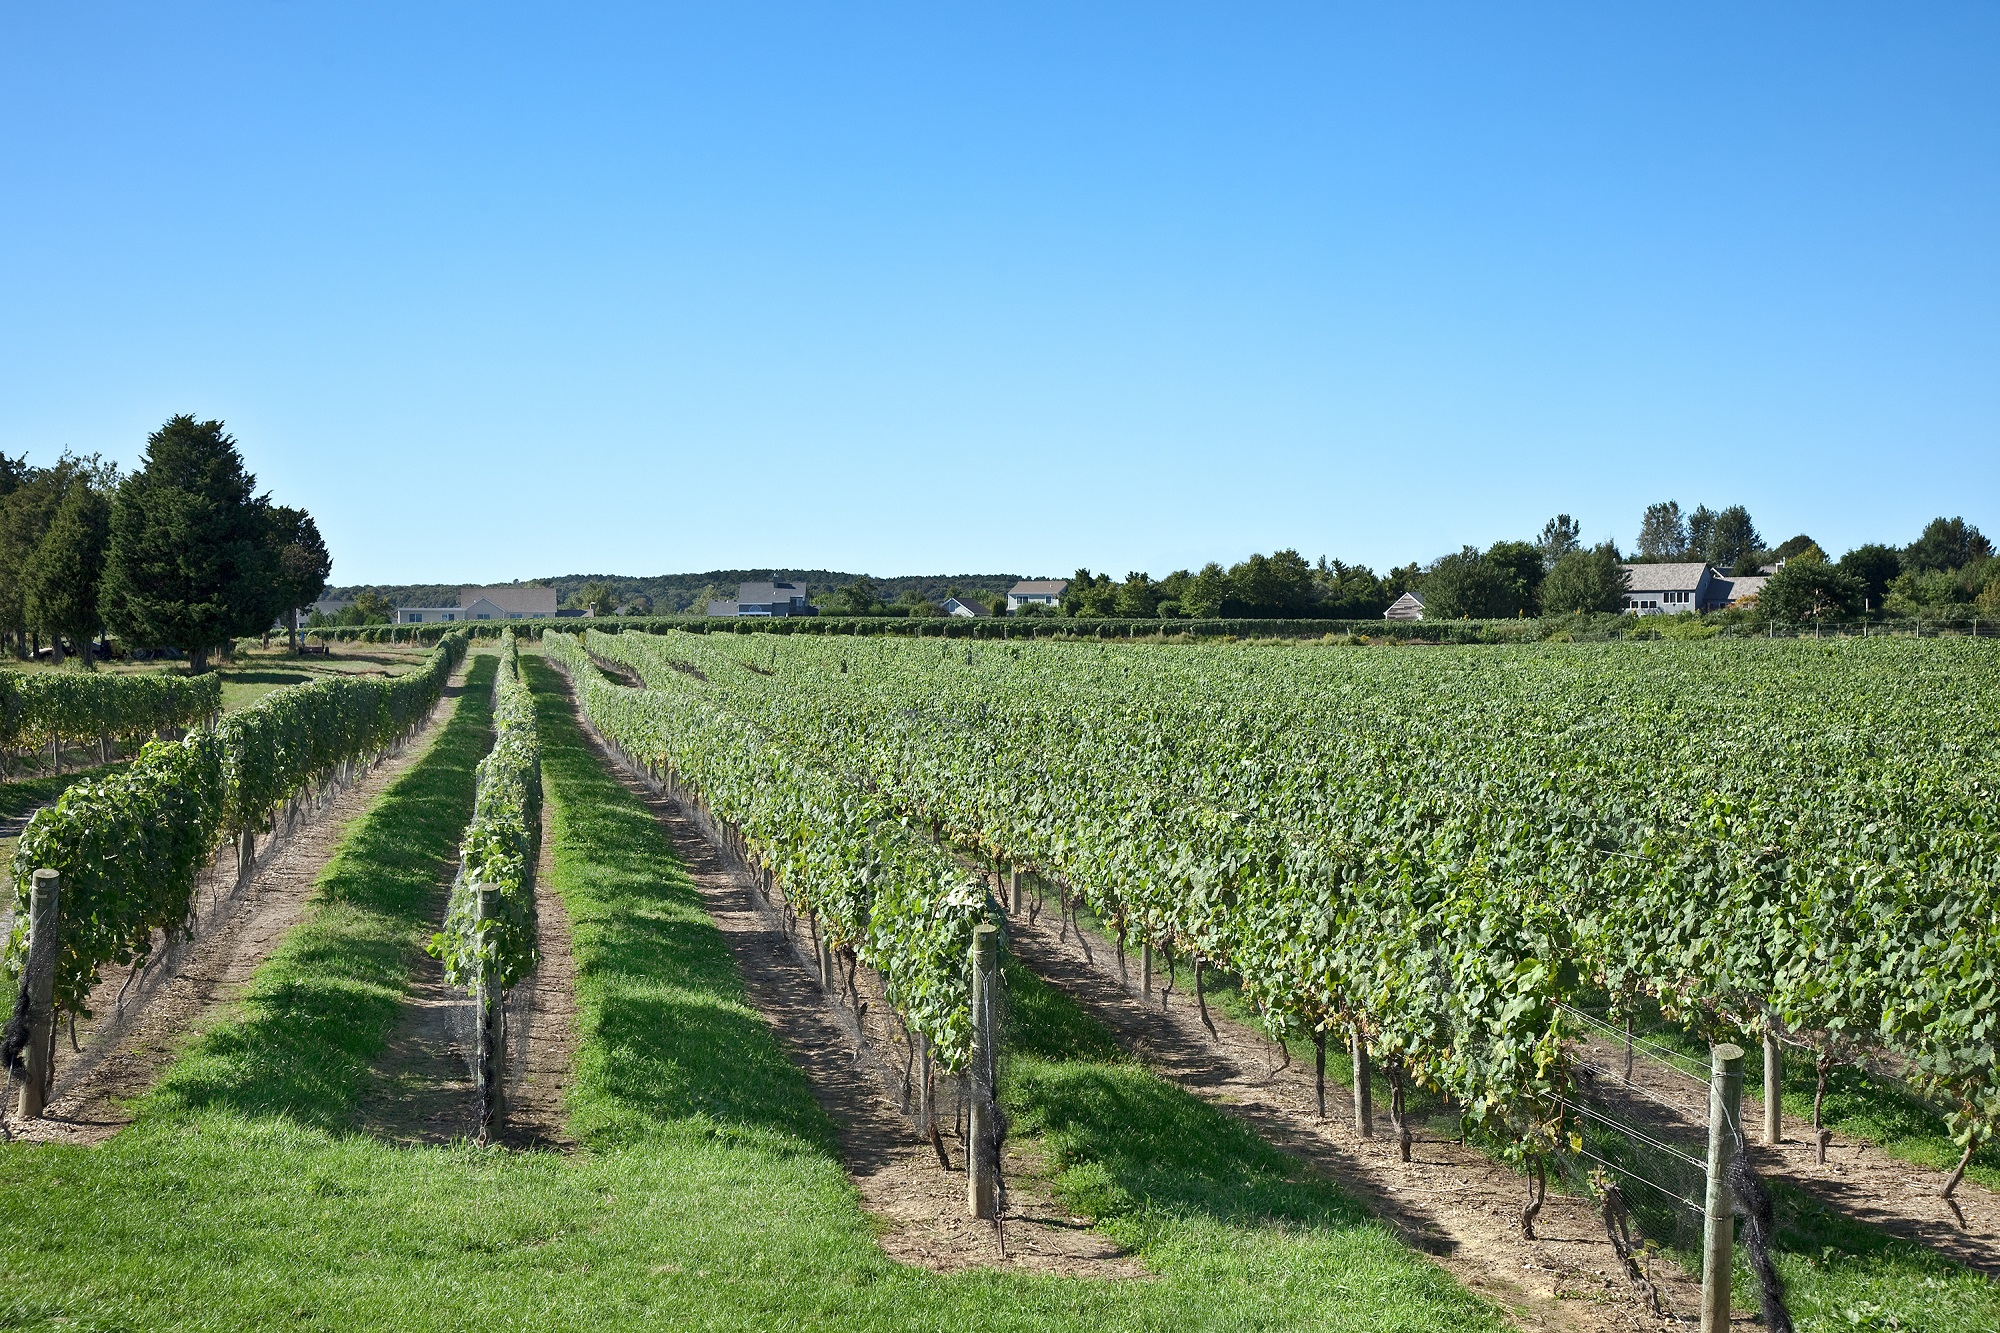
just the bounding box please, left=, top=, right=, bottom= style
left=475, top=882, right=505, bottom=1144
left=17, top=869, right=60, bottom=1119
left=1008, top=867, right=1022, bottom=915
left=1352, top=1025, right=1374, bottom=1137
left=1141, top=940, right=1153, bottom=999
left=968, top=923, right=1000, bottom=1220
left=1702, top=1043, right=1745, bottom=1333
left=1763, top=1027, right=1783, bottom=1144
left=236, top=829, right=256, bottom=890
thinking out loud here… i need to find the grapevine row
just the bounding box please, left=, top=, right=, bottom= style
left=542, top=631, right=992, bottom=1069
left=5, top=630, right=470, bottom=1016
left=431, top=631, right=542, bottom=993
left=0, top=671, right=221, bottom=768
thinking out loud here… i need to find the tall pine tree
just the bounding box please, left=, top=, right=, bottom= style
left=100, top=416, right=275, bottom=673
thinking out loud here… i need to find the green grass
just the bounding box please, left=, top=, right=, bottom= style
left=0, top=652, right=1504, bottom=1331
left=0, top=765, right=129, bottom=825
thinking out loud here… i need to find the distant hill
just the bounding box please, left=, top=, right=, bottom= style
left=325, top=570, right=1031, bottom=613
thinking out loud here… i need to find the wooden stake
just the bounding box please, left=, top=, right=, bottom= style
left=1351, top=1025, right=1374, bottom=1137
left=967, top=923, right=1000, bottom=1220
left=17, top=870, right=60, bottom=1119
left=1763, top=1026, right=1783, bottom=1144
left=1702, top=1043, right=1745, bottom=1333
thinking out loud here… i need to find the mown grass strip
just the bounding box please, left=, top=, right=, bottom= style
left=134, top=653, right=497, bottom=1129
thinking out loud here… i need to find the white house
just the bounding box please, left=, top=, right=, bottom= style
left=942, top=597, right=988, bottom=618
left=709, top=581, right=816, bottom=617
left=461, top=584, right=559, bottom=620
left=1006, top=579, right=1068, bottom=613
left=398, top=606, right=462, bottom=624
left=1383, top=591, right=1425, bottom=621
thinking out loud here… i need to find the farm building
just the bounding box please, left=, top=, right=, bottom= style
left=1383, top=591, right=1424, bottom=621
left=1006, top=579, right=1068, bottom=612
left=398, top=606, right=462, bottom=624
left=942, top=597, right=988, bottom=617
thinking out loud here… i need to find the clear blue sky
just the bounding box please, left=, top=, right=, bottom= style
left=2, top=4, right=1994, bottom=585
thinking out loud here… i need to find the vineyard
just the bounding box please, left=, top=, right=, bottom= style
left=571, top=628, right=2000, bottom=1197
left=0, top=628, right=1994, bottom=1330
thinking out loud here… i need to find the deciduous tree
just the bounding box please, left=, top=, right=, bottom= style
left=1760, top=555, right=1861, bottom=624
left=1836, top=543, right=1901, bottom=610
left=1539, top=544, right=1628, bottom=615
left=267, top=505, right=332, bottom=652
left=1636, top=501, right=1688, bottom=560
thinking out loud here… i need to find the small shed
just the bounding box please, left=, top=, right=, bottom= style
left=1383, top=591, right=1425, bottom=621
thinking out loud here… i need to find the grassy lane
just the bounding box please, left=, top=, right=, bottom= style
left=0, top=654, right=1500, bottom=1332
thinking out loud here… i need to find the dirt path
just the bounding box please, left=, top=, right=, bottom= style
left=3, top=670, right=471, bottom=1146
left=1005, top=909, right=1693, bottom=1332
left=1569, top=1026, right=2000, bottom=1273
left=555, top=667, right=1142, bottom=1276
left=354, top=797, right=580, bottom=1150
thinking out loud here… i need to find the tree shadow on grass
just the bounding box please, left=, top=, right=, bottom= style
left=524, top=658, right=837, bottom=1157
left=143, top=658, right=497, bottom=1133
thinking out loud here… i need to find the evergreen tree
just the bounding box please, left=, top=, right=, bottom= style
left=24, top=482, right=112, bottom=666
left=100, top=416, right=276, bottom=673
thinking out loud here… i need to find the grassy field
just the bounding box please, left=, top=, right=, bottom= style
left=0, top=650, right=1503, bottom=1332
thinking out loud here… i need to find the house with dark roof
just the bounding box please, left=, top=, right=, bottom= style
left=942, top=597, right=988, bottom=618
left=709, top=581, right=816, bottom=617
left=1383, top=591, right=1425, bottom=621
left=1006, top=579, right=1068, bottom=612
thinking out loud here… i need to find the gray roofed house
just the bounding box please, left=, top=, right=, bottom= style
left=711, top=581, right=816, bottom=617
left=1616, top=562, right=1728, bottom=615
left=1006, top=579, right=1068, bottom=613
left=1383, top=590, right=1425, bottom=621
left=1710, top=574, right=1769, bottom=607
left=942, top=596, right=988, bottom=618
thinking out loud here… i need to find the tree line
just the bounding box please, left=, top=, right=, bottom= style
left=1035, top=503, right=1994, bottom=624
left=0, top=416, right=332, bottom=671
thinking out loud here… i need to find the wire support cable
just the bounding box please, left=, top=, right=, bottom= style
left=1560, top=1143, right=1707, bottom=1216
left=1557, top=1002, right=1711, bottom=1082
left=1571, top=1054, right=1713, bottom=1123
left=1548, top=1094, right=1709, bottom=1173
